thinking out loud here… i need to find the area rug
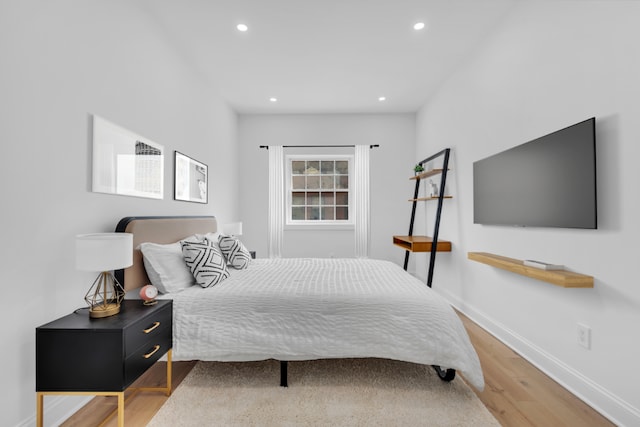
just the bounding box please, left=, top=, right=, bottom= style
left=147, top=358, right=498, bottom=427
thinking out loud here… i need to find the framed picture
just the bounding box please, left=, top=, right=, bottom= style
left=174, top=151, right=208, bottom=203
left=92, top=115, right=164, bottom=199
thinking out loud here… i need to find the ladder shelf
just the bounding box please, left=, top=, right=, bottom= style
left=393, top=148, right=451, bottom=288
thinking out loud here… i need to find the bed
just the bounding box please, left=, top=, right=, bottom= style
left=115, top=215, right=484, bottom=390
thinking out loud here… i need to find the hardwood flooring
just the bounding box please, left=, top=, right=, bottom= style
left=458, top=312, right=614, bottom=427
left=61, top=314, right=614, bottom=427
left=60, top=361, right=197, bottom=427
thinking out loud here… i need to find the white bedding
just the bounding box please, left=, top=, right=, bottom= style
left=161, top=258, right=484, bottom=390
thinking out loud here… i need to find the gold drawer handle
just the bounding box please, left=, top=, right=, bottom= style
left=143, top=322, right=160, bottom=334
left=143, top=345, right=161, bottom=359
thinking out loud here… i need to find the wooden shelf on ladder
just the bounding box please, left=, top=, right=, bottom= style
left=393, top=148, right=451, bottom=288
left=393, top=236, right=451, bottom=252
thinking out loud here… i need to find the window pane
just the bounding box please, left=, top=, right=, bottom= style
left=336, top=175, right=349, bottom=189
left=336, top=160, right=348, bottom=174
left=307, top=175, right=320, bottom=189
left=336, top=191, right=348, bottom=205
left=321, top=175, right=334, bottom=189
left=292, top=161, right=305, bottom=174
left=292, top=176, right=305, bottom=189
left=288, top=157, right=350, bottom=223
left=306, top=206, right=320, bottom=220
left=306, top=161, right=320, bottom=174
left=321, top=191, right=334, bottom=205
left=320, top=161, right=334, bottom=174
left=307, top=191, right=319, bottom=205
left=321, top=207, right=335, bottom=220
left=292, top=207, right=305, bottom=220
left=292, top=192, right=305, bottom=205
left=336, top=207, right=348, bottom=220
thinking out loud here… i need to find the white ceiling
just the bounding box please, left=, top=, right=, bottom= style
left=141, top=0, right=516, bottom=114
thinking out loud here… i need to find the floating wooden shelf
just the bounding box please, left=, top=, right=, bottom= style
left=393, top=235, right=452, bottom=252
left=410, top=168, right=448, bottom=180
left=408, top=196, right=453, bottom=202
left=467, top=252, right=593, bottom=288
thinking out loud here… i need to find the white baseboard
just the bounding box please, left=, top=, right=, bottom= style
left=17, top=395, right=92, bottom=427
left=439, top=289, right=640, bottom=427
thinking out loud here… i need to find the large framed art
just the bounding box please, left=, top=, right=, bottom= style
left=92, top=115, right=164, bottom=199
left=174, top=151, right=208, bottom=203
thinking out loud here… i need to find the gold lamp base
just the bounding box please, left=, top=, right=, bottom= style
left=85, top=271, right=125, bottom=319
left=89, top=302, right=121, bottom=318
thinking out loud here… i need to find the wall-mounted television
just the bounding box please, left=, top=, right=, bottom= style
left=473, top=117, right=597, bottom=229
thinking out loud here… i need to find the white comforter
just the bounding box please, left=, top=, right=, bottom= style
left=162, top=258, right=484, bottom=390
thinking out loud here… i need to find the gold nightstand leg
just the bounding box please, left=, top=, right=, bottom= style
left=36, top=392, right=44, bottom=427
left=166, top=348, right=172, bottom=396
left=117, top=392, right=125, bottom=427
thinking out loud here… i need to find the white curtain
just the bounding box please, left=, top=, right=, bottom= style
left=268, top=146, right=284, bottom=258
left=354, top=145, right=370, bottom=258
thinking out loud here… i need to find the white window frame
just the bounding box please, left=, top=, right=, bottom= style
left=285, top=154, right=354, bottom=229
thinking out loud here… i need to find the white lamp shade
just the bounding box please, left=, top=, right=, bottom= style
left=76, top=233, right=133, bottom=272
left=222, top=222, right=242, bottom=236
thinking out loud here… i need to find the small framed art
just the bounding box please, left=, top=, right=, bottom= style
left=174, top=151, right=208, bottom=203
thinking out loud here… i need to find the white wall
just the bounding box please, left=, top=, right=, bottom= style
left=415, top=2, right=640, bottom=425
left=238, top=114, right=415, bottom=264
left=0, top=2, right=238, bottom=426
left=7, top=1, right=638, bottom=425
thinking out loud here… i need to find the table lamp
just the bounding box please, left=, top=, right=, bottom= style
left=222, top=222, right=242, bottom=236
left=76, top=233, right=133, bottom=318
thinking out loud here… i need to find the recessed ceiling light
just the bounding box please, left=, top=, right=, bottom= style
left=378, top=96, right=387, bottom=102
left=237, top=23, right=248, bottom=32
left=413, top=22, right=426, bottom=31
left=269, top=97, right=278, bottom=102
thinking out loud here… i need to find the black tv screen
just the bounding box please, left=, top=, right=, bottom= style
left=473, top=117, right=597, bottom=229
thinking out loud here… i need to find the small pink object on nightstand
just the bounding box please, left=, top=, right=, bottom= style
left=139, top=285, right=158, bottom=305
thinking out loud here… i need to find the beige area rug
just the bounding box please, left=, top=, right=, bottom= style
left=148, top=358, right=498, bottom=427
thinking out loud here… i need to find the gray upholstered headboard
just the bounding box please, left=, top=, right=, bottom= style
left=114, top=216, right=218, bottom=291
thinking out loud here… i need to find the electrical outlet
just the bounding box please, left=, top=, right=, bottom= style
left=577, top=323, right=591, bottom=349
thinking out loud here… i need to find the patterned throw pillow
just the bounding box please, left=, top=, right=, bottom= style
left=217, top=235, right=252, bottom=269
left=181, top=240, right=230, bottom=288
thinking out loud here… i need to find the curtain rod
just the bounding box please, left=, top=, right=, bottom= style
left=260, top=144, right=379, bottom=150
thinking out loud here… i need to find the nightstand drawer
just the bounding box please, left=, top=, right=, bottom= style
left=124, top=302, right=172, bottom=356
left=124, top=334, right=172, bottom=386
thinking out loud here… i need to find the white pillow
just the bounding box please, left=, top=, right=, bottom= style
left=181, top=240, right=230, bottom=288
left=196, top=232, right=222, bottom=248
left=139, top=236, right=200, bottom=294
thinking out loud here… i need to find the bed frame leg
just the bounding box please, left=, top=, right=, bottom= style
left=432, top=365, right=456, bottom=382
left=280, top=361, right=288, bottom=387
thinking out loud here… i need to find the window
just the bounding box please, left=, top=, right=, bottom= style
left=286, top=155, right=352, bottom=225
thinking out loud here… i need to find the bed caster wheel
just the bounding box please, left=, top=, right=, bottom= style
left=433, top=365, right=456, bottom=382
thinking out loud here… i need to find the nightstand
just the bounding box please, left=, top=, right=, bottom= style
left=36, top=299, right=173, bottom=427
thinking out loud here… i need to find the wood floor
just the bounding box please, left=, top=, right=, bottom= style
left=458, top=312, right=614, bottom=427
left=61, top=313, right=614, bottom=427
